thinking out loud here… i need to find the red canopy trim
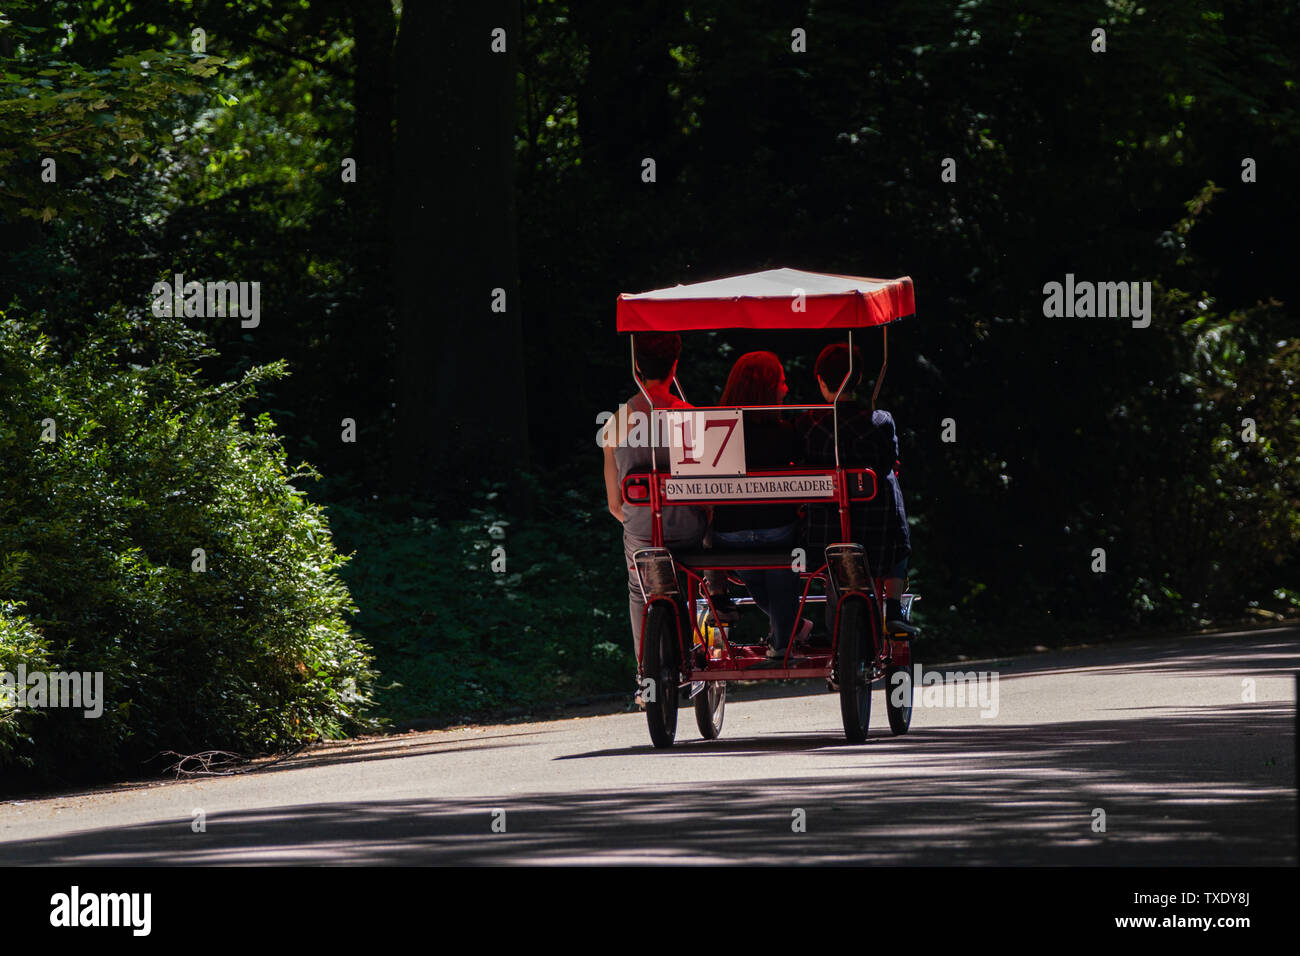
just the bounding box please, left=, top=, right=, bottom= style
left=616, top=268, right=915, bottom=332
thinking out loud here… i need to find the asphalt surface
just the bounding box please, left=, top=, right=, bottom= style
left=0, top=626, right=1295, bottom=865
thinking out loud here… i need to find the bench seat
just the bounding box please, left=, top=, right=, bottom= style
left=671, top=549, right=813, bottom=571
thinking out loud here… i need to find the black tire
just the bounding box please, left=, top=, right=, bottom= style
left=836, top=597, right=875, bottom=743
left=694, top=681, right=726, bottom=739
left=885, top=663, right=913, bottom=735
left=642, top=603, right=681, bottom=748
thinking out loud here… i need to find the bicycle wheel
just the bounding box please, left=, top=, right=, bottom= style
left=642, top=603, right=681, bottom=748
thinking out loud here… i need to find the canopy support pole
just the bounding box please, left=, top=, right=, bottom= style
left=629, top=335, right=659, bottom=477
left=830, top=329, right=855, bottom=469
left=871, top=325, right=888, bottom=410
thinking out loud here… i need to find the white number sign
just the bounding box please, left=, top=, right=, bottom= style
left=660, top=409, right=746, bottom=476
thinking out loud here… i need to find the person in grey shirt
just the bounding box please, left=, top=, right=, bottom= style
left=601, top=334, right=707, bottom=701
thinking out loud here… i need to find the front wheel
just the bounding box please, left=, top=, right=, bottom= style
left=694, top=681, right=725, bottom=739
left=885, top=663, right=913, bottom=735
left=642, top=603, right=681, bottom=748
left=836, top=597, right=876, bottom=743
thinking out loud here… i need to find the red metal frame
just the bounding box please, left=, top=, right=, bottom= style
left=619, top=268, right=920, bottom=698
left=626, top=448, right=909, bottom=686
left=622, top=466, right=877, bottom=542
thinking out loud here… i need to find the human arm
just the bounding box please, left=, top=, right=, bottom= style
left=603, top=441, right=624, bottom=523
left=870, top=409, right=901, bottom=476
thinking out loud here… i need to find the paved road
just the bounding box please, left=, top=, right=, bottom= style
left=1, top=627, right=1295, bottom=865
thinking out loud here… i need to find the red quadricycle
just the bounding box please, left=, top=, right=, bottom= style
left=616, top=268, right=921, bottom=747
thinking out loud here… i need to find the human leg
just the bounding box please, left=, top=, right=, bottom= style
left=712, top=528, right=770, bottom=619
left=736, top=568, right=773, bottom=619
left=748, top=523, right=806, bottom=654
left=883, top=556, right=917, bottom=636
left=883, top=472, right=916, bottom=633
left=623, top=529, right=650, bottom=662
left=763, top=567, right=802, bottom=653
left=824, top=573, right=841, bottom=634
left=701, top=530, right=741, bottom=624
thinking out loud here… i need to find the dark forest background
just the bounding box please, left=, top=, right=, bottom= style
left=1, top=0, right=1296, bottom=787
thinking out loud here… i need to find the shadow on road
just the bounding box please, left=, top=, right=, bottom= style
left=4, top=702, right=1292, bottom=866
left=990, top=628, right=1300, bottom=682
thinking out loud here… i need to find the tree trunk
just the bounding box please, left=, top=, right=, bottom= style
left=392, top=2, right=528, bottom=507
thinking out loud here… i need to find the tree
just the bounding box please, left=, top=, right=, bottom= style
left=392, top=1, right=529, bottom=504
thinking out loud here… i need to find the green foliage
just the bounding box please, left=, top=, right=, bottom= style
left=329, top=475, right=631, bottom=726
left=1, top=0, right=393, bottom=497
left=0, top=308, right=376, bottom=786
left=0, top=0, right=1296, bottom=780
left=0, top=601, right=50, bottom=768
left=0, top=1, right=228, bottom=224
left=1175, top=291, right=1299, bottom=608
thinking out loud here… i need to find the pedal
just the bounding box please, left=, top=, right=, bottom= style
left=704, top=608, right=741, bottom=628
left=886, top=619, right=921, bottom=639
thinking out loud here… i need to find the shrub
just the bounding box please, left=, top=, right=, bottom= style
left=0, top=308, right=376, bottom=787
left=329, top=477, right=633, bottom=726
left=0, top=601, right=51, bottom=769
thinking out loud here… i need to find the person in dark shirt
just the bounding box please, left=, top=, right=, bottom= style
left=798, top=343, right=917, bottom=636
left=711, top=351, right=813, bottom=659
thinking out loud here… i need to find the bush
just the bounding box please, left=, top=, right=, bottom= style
left=0, top=308, right=376, bottom=787
left=0, top=601, right=51, bottom=769
left=328, top=476, right=633, bottom=726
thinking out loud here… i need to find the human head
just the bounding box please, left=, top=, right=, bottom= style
left=814, top=342, right=864, bottom=400
left=633, top=332, right=682, bottom=382
left=721, top=351, right=788, bottom=407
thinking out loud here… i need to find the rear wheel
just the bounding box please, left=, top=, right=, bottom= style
left=694, top=681, right=726, bottom=739
left=836, top=597, right=876, bottom=743
left=642, top=604, right=681, bottom=748
left=885, top=663, right=913, bottom=735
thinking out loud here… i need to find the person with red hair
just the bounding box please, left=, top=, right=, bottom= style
left=711, top=351, right=813, bottom=660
